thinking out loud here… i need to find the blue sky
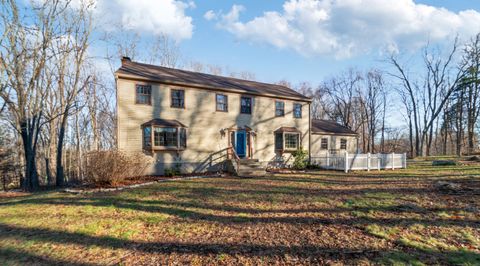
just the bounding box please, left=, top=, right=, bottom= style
left=90, top=0, right=480, bottom=85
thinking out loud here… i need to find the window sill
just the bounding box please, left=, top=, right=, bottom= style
left=145, top=147, right=186, bottom=152
left=276, top=148, right=298, bottom=153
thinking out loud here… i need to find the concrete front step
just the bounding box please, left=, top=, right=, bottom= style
left=239, top=163, right=263, bottom=169
left=239, top=159, right=260, bottom=163
left=232, top=158, right=266, bottom=177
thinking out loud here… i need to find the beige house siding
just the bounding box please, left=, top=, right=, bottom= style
left=311, top=134, right=358, bottom=157
left=117, top=78, right=310, bottom=174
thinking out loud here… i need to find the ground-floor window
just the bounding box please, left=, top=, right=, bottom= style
left=143, top=125, right=187, bottom=151
left=285, top=134, right=299, bottom=150
left=143, top=127, right=151, bottom=149
left=321, top=138, right=328, bottom=150
left=275, top=132, right=300, bottom=151
left=154, top=128, right=177, bottom=147
left=275, top=133, right=283, bottom=150
left=340, top=138, right=347, bottom=150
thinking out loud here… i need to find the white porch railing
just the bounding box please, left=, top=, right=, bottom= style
left=311, top=152, right=407, bottom=173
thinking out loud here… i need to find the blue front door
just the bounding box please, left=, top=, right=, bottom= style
left=236, top=130, right=246, bottom=158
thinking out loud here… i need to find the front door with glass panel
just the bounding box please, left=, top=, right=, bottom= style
left=235, top=130, right=247, bottom=158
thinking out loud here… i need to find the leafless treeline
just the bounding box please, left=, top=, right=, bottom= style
left=291, top=34, right=480, bottom=158
left=390, top=35, right=480, bottom=157
left=0, top=0, right=111, bottom=191
left=286, top=69, right=395, bottom=154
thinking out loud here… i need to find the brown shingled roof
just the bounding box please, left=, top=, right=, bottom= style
left=141, top=119, right=187, bottom=128
left=312, top=119, right=358, bottom=136
left=116, top=59, right=311, bottom=102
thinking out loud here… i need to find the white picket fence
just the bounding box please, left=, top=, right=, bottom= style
left=311, top=152, right=407, bottom=173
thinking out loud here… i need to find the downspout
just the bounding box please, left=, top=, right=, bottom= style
left=115, top=74, right=119, bottom=150
left=308, top=103, right=311, bottom=165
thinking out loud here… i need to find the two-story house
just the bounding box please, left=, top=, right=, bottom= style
left=115, top=57, right=357, bottom=175
left=115, top=58, right=311, bottom=174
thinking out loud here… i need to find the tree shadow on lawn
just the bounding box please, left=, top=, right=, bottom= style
left=0, top=246, right=96, bottom=266
left=0, top=186, right=462, bottom=207
left=1, top=222, right=479, bottom=265
left=3, top=193, right=479, bottom=228
left=1, top=175, right=479, bottom=264
left=7, top=194, right=470, bottom=217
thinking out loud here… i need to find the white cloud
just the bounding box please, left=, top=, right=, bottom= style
left=95, top=0, right=194, bottom=41
left=204, top=10, right=217, bottom=21
left=215, top=0, right=480, bottom=58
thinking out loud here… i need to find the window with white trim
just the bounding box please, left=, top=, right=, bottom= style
left=274, top=132, right=300, bottom=151
left=340, top=138, right=347, bottom=150
left=321, top=138, right=328, bottom=150
left=285, top=134, right=299, bottom=150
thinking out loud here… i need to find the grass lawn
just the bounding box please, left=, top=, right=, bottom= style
left=0, top=159, right=479, bottom=265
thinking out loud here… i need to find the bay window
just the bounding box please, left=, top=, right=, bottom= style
left=142, top=119, right=187, bottom=151
left=285, top=134, right=299, bottom=150
left=274, top=127, right=301, bottom=152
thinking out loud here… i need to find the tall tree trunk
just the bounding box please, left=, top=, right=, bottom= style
left=20, top=120, right=39, bottom=191
left=55, top=114, right=68, bottom=187
left=75, top=112, right=81, bottom=180
left=408, top=115, right=414, bottom=158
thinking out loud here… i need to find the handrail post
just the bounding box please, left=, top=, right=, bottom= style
left=344, top=151, right=348, bottom=173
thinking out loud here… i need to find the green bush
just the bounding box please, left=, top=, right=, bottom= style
left=292, top=148, right=308, bottom=170
left=164, top=164, right=181, bottom=177
left=432, top=160, right=457, bottom=166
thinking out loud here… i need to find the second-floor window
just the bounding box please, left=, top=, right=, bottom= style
left=136, top=84, right=151, bottom=105
left=171, top=89, right=185, bottom=108
left=216, top=94, right=228, bottom=112
left=293, top=103, right=302, bottom=118
left=321, top=138, right=328, bottom=150
left=241, top=96, right=252, bottom=114
left=275, top=101, right=285, bottom=117
left=340, top=138, right=347, bottom=150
